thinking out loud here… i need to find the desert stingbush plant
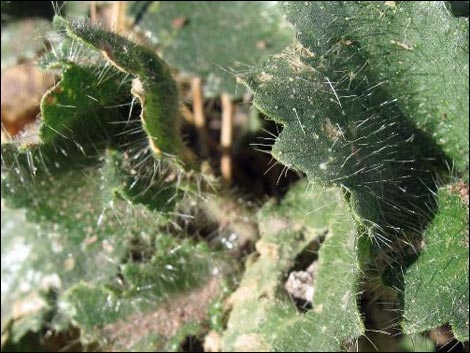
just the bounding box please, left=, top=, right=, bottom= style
left=238, top=0, right=469, bottom=347
left=1, top=1, right=468, bottom=352
left=2, top=10, right=224, bottom=351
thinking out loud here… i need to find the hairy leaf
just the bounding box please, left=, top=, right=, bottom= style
left=1, top=61, right=131, bottom=224
left=1, top=18, right=223, bottom=348
left=60, top=233, right=221, bottom=345
left=239, top=1, right=468, bottom=342
left=282, top=1, right=469, bottom=172
left=402, top=186, right=469, bottom=341
left=239, top=0, right=458, bottom=267
left=240, top=48, right=439, bottom=244
left=134, top=1, right=293, bottom=97
left=1, top=204, right=52, bottom=337
left=222, top=180, right=364, bottom=351
left=58, top=15, right=195, bottom=166
left=3, top=17, right=205, bottom=218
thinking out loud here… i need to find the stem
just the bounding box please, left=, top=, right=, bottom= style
left=112, top=1, right=128, bottom=34
left=180, top=104, right=194, bottom=125
left=221, top=93, right=233, bottom=183
left=90, top=1, right=97, bottom=24
left=191, top=77, right=209, bottom=157
left=1, top=123, right=12, bottom=142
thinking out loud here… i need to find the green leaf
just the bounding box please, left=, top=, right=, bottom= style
left=1, top=203, right=52, bottom=337
left=282, top=1, right=469, bottom=172
left=58, top=15, right=195, bottom=167
left=222, top=180, right=364, bottom=351
left=100, top=148, right=184, bottom=215
left=241, top=1, right=468, bottom=343
left=242, top=53, right=438, bottom=244
left=0, top=195, right=122, bottom=340
left=1, top=19, right=227, bottom=347
left=59, top=233, right=221, bottom=345
left=60, top=284, right=130, bottom=334
left=134, top=1, right=293, bottom=97
left=39, top=64, right=130, bottom=147
left=274, top=186, right=365, bottom=351
left=1, top=60, right=131, bottom=225
left=121, top=235, right=216, bottom=299
left=1, top=18, right=51, bottom=71
left=399, top=334, right=436, bottom=353
left=240, top=1, right=449, bottom=244
left=402, top=186, right=469, bottom=341
left=64, top=1, right=92, bottom=20
left=1, top=188, right=222, bottom=345
left=3, top=16, right=207, bottom=219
